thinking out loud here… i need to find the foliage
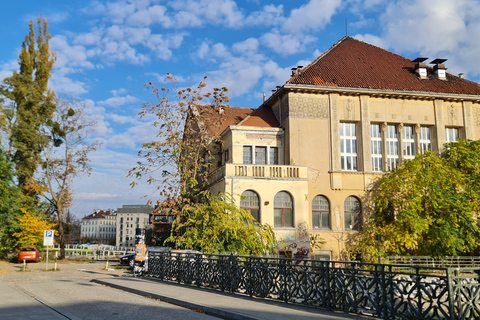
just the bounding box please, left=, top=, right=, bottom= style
left=12, top=208, right=57, bottom=248
left=349, top=142, right=480, bottom=259
left=0, top=17, right=56, bottom=197
left=42, top=96, right=100, bottom=258
left=0, top=143, right=38, bottom=257
left=166, top=193, right=276, bottom=255
left=128, top=74, right=228, bottom=208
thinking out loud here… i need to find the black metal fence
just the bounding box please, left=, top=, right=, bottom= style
left=145, top=252, right=480, bottom=319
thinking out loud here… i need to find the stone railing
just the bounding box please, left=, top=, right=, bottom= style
left=209, top=164, right=307, bottom=183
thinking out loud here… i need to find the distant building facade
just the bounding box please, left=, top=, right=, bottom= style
left=116, top=204, right=153, bottom=247
left=80, top=209, right=117, bottom=244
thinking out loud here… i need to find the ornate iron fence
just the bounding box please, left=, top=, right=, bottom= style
left=146, top=252, right=480, bottom=319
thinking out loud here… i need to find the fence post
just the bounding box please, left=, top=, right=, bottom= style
left=446, top=268, right=456, bottom=320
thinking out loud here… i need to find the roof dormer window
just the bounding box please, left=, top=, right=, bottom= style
left=431, top=58, right=447, bottom=80
left=413, top=57, right=428, bottom=79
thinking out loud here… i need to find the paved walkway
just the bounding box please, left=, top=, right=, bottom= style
left=94, top=276, right=363, bottom=320
left=0, top=280, right=75, bottom=320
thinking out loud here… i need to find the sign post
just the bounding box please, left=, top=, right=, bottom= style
left=44, top=230, right=54, bottom=270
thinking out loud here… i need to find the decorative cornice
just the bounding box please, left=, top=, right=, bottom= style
left=265, top=84, right=480, bottom=106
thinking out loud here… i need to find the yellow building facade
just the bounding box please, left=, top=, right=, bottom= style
left=206, top=37, right=480, bottom=260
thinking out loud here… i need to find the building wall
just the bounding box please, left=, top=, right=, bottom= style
left=210, top=88, right=480, bottom=260
left=116, top=205, right=152, bottom=247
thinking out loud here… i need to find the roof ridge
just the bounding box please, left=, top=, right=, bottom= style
left=295, top=36, right=410, bottom=79
left=237, top=107, right=257, bottom=125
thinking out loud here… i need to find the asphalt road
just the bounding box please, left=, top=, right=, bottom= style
left=0, top=259, right=218, bottom=320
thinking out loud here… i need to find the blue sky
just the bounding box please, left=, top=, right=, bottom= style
left=2, top=0, right=480, bottom=218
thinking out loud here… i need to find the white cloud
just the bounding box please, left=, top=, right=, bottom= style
left=126, top=5, right=170, bottom=27
left=50, top=35, right=95, bottom=71
left=282, top=0, right=342, bottom=34
left=357, top=0, right=480, bottom=78
left=168, top=0, right=244, bottom=28
left=98, top=95, right=139, bottom=107
left=74, top=29, right=103, bottom=46
left=0, top=59, right=17, bottom=82
left=146, top=32, right=187, bottom=60
left=107, top=113, right=139, bottom=125
left=261, top=31, right=316, bottom=55
left=233, top=38, right=259, bottom=55
left=244, top=4, right=284, bottom=27
left=48, top=12, right=70, bottom=23
left=49, top=73, right=88, bottom=95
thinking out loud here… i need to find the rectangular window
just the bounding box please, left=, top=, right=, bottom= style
left=243, top=146, right=252, bottom=164
left=386, top=125, right=399, bottom=171
left=419, top=127, right=432, bottom=153
left=445, top=127, right=459, bottom=143
left=255, top=147, right=266, bottom=165
left=223, top=149, right=229, bottom=164
left=340, top=123, right=358, bottom=171
left=370, top=124, right=383, bottom=172
left=269, top=147, right=279, bottom=165
left=402, top=126, right=415, bottom=160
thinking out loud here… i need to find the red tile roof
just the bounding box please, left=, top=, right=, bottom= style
left=239, top=105, right=280, bottom=127
left=287, top=37, right=480, bottom=95
left=82, top=210, right=115, bottom=220
left=193, top=104, right=280, bottom=136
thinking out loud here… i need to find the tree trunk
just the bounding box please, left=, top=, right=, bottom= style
left=57, top=206, right=66, bottom=259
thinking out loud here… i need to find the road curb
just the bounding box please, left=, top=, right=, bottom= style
left=92, top=279, right=258, bottom=320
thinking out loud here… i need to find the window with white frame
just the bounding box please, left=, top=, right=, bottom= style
left=243, top=146, right=252, bottom=164
left=370, top=124, right=383, bottom=172
left=274, top=191, right=293, bottom=227
left=269, top=147, right=279, bottom=165
left=386, top=125, right=399, bottom=171
left=240, top=190, right=260, bottom=222
left=402, top=126, right=415, bottom=160
left=445, top=127, right=459, bottom=143
left=312, top=195, right=330, bottom=229
left=243, top=146, right=280, bottom=165
left=419, top=127, right=432, bottom=153
left=340, top=123, right=358, bottom=171
left=344, top=196, right=361, bottom=231
left=255, top=146, right=267, bottom=165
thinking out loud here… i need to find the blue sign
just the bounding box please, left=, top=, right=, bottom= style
left=44, top=230, right=54, bottom=246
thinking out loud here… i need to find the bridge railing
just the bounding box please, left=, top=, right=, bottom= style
left=146, top=252, right=480, bottom=320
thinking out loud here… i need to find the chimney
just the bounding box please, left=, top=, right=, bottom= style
left=218, top=106, right=224, bottom=114
left=413, top=57, right=428, bottom=79
left=297, top=65, right=303, bottom=74
left=276, top=86, right=281, bottom=91
left=430, top=59, right=447, bottom=80
left=458, top=73, right=464, bottom=79
left=291, top=67, right=297, bottom=77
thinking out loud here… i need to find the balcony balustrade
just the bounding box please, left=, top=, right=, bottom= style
left=209, top=164, right=307, bottom=183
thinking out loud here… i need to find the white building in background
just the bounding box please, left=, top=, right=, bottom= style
left=80, top=209, right=117, bottom=244
left=116, top=205, right=153, bottom=247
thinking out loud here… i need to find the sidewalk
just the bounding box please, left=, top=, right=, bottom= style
left=93, top=276, right=364, bottom=320
left=0, top=280, right=77, bottom=320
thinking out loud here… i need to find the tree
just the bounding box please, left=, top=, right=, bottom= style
left=13, top=208, right=56, bottom=248
left=128, top=74, right=227, bottom=207
left=0, top=145, right=34, bottom=257
left=0, top=17, right=56, bottom=197
left=349, top=141, right=480, bottom=259
left=166, top=193, right=276, bottom=255
left=42, top=97, right=100, bottom=258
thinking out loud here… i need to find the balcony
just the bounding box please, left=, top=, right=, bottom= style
left=210, top=164, right=307, bottom=183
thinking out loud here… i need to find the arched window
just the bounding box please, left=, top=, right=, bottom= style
left=344, top=196, right=361, bottom=231
left=312, top=195, right=330, bottom=229
left=240, top=190, right=260, bottom=222
left=274, top=191, right=294, bottom=227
